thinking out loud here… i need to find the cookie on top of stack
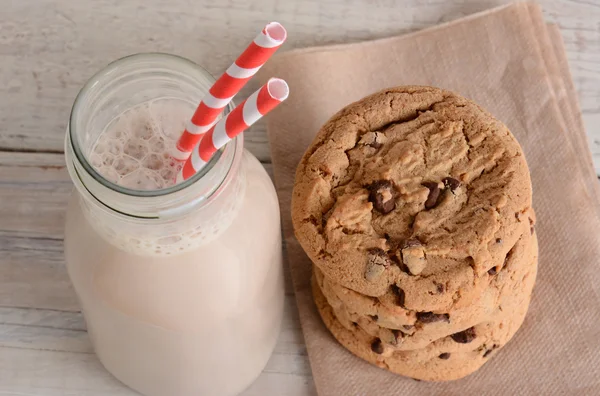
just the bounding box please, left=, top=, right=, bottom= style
left=291, top=86, right=537, bottom=381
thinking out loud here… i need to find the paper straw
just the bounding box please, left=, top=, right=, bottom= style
left=173, top=22, right=287, bottom=160
left=177, top=78, right=289, bottom=183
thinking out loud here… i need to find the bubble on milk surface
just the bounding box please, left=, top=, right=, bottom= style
left=90, top=99, right=191, bottom=190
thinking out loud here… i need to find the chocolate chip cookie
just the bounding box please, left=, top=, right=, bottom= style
left=317, top=231, right=537, bottom=351
left=312, top=253, right=536, bottom=381
left=292, top=86, right=533, bottom=312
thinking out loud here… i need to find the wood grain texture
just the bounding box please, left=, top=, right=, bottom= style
left=0, top=1, right=598, bottom=395
left=0, top=0, right=598, bottom=171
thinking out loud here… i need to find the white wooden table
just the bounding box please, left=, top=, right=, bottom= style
left=1, top=1, right=598, bottom=395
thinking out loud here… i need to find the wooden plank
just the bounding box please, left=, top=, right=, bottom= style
left=0, top=301, right=312, bottom=395
left=0, top=157, right=75, bottom=313
left=1, top=0, right=598, bottom=169
left=0, top=346, right=315, bottom=396
left=0, top=235, right=77, bottom=312
left=0, top=296, right=306, bottom=361
left=0, top=152, right=69, bottom=240
left=0, top=347, right=139, bottom=396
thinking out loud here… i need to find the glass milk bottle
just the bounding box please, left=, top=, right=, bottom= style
left=63, top=54, right=284, bottom=396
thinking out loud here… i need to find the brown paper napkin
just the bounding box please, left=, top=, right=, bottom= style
left=257, top=3, right=600, bottom=394
left=527, top=4, right=600, bottom=202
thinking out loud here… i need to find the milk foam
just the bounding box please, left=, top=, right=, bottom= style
left=90, top=98, right=193, bottom=190
left=84, top=98, right=245, bottom=256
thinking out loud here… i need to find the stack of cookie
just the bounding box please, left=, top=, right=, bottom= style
left=292, top=86, right=538, bottom=381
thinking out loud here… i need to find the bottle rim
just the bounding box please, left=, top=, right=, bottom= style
left=68, top=52, right=237, bottom=199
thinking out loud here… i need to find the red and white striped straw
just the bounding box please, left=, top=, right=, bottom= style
left=173, top=22, right=287, bottom=161
left=177, top=78, right=289, bottom=183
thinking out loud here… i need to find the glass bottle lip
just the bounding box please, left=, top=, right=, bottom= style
left=68, top=52, right=235, bottom=199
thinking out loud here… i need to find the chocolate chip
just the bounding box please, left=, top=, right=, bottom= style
left=371, top=338, right=384, bottom=354
left=438, top=353, right=451, bottom=360
left=367, top=180, right=396, bottom=214
left=369, top=141, right=383, bottom=149
left=400, top=239, right=427, bottom=275
left=369, top=314, right=378, bottom=322
left=402, top=325, right=414, bottom=331
left=451, top=327, right=476, bottom=343
left=364, top=263, right=386, bottom=281
left=391, top=284, right=406, bottom=307
left=404, top=238, right=421, bottom=248
left=488, top=267, right=498, bottom=276
left=364, top=248, right=390, bottom=282
left=307, top=215, right=319, bottom=226
left=422, top=182, right=441, bottom=209
left=391, top=329, right=402, bottom=344
left=528, top=216, right=535, bottom=234
left=442, top=177, right=461, bottom=192
left=416, top=312, right=450, bottom=323
left=483, top=344, right=499, bottom=358
left=496, top=238, right=503, bottom=244
left=434, top=282, right=444, bottom=293
left=368, top=248, right=389, bottom=262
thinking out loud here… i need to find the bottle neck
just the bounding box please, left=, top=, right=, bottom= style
left=64, top=53, right=245, bottom=255
left=65, top=136, right=246, bottom=256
